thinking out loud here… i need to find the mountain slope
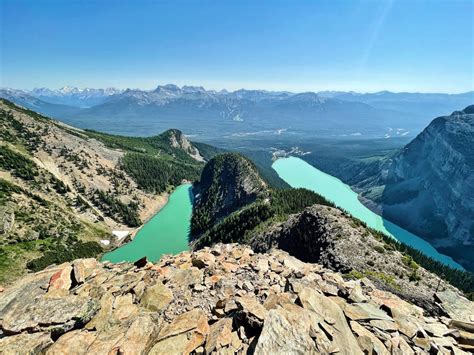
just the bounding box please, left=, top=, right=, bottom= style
left=325, top=91, right=474, bottom=119
left=0, top=99, right=218, bottom=283
left=0, top=88, right=82, bottom=118
left=1, top=244, right=472, bottom=354
left=251, top=204, right=474, bottom=308
left=190, top=153, right=474, bottom=301
left=352, top=106, right=474, bottom=271
left=191, top=153, right=267, bottom=236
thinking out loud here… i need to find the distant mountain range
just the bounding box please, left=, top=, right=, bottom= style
left=1, top=85, right=472, bottom=139
left=28, top=86, right=124, bottom=107
left=318, top=90, right=474, bottom=119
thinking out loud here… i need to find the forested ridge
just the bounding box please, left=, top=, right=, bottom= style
left=191, top=153, right=267, bottom=236
left=86, top=128, right=223, bottom=196
left=120, top=153, right=201, bottom=194
left=193, top=188, right=335, bottom=249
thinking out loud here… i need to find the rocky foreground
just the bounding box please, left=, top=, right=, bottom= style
left=1, top=244, right=473, bottom=354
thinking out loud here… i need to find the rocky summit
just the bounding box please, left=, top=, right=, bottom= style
left=1, top=244, right=473, bottom=354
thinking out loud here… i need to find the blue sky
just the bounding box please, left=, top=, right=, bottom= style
left=1, top=0, right=473, bottom=93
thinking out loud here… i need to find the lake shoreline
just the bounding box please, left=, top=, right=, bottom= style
left=102, top=184, right=193, bottom=263
left=272, top=156, right=464, bottom=270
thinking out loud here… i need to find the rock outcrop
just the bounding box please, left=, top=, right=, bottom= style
left=247, top=204, right=468, bottom=313
left=164, top=129, right=205, bottom=162
left=191, top=153, right=267, bottom=235
left=1, top=244, right=472, bottom=354
left=352, top=106, right=474, bottom=271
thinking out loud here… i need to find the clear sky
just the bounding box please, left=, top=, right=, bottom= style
left=1, top=0, right=473, bottom=93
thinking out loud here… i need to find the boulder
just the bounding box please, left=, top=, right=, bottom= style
left=139, top=280, right=173, bottom=312
left=436, top=290, right=474, bottom=323
left=205, top=317, right=233, bottom=353
left=2, top=295, right=98, bottom=334
left=171, top=267, right=204, bottom=287
left=350, top=320, right=390, bottom=355
left=48, top=265, right=73, bottom=292
left=72, top=259, right=98, bottom=284
left=45, top=330, right=96, bottom=354
left=192, top=251, right=216, bottom=269
left=255, top=307, right=319, bottom=354
left=298, top=287, right=363, bottom=355
left=0, top=332, right=53, bottom=354
left=111, top=315, right=159, bottom=353
left=236, top=295, right=268, bottom=328
left=152, top=308, right=209, bottom=354
left=343, top=302, right=393, bottom=322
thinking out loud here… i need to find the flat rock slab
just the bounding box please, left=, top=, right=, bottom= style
left=255, top=307, right=319, bottom=354
left=343, top=302, right=393, bottom=322
left=2, top=295, right=97, bottom=334
left=298, top=287, right=363, bottom=355
left=435, top=290, right=474, bottom=323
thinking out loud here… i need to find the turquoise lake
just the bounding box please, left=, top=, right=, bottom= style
left=272, top=156, right=464, bottom=270
left=102, top=184, right=193, bottom=263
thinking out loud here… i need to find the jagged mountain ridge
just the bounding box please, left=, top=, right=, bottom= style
left=0, top=99, right=217, bottom=284
left=2, top=85, right=451, bottom=138
left=29, top=86, right=124, bottom=107
left=4, top=86, right=472, bottom=138
left=77, top=86, right=418, bottom=136
left=349, top=106, right=474, bottom=271
left=0, top=243, right=472, bottom=354
left=7, top=85, right=473, bottom=115
left=0, top=88, right=82, bottom=119
left=320, top=90, right=474, bottom=118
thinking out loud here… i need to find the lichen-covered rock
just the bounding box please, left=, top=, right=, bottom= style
left=0, top=244, right=472, bottom=354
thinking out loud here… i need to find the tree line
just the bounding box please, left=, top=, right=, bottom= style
left=120, top=153, right=201, bottom=194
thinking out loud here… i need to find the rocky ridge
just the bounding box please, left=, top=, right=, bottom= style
left=251, top=205, right=474, bottom=314
left=1, top=244, right=473, bottom=354
left=164, top=129, right=205, bottom=162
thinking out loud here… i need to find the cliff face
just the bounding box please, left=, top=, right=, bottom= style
left=1, top=244, right=472, bottom=354
left=354, top=106, right=474, bottom=271
left=191, top=153, right=267, bottom=236
left=163, top=129, right=205, bottom=162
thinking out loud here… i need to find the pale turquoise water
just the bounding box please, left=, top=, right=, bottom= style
left=102, top=184, right=193, bottom=263
left=272, top=157, right=464, bottom=270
